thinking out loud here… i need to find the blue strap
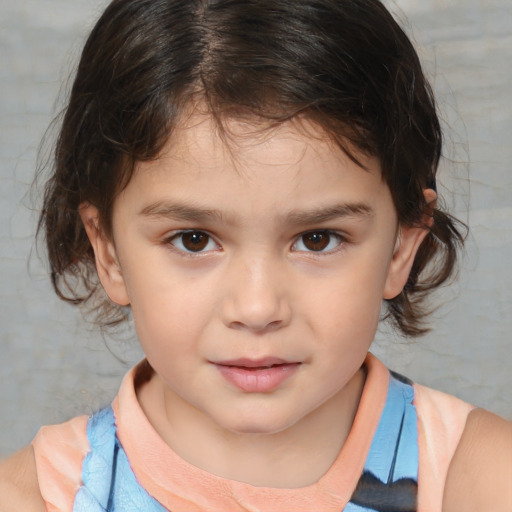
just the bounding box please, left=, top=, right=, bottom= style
left=73, top=407, right=167, bottom=512
left=363, top=375, right=418, bottom=483
left=347, top=373, right=418, bottom=512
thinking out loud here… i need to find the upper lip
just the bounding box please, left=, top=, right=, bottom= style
left=214, top=357, right=296, bottom=368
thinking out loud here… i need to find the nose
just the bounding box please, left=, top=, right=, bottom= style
left=221, top=254, right=291, bottom=333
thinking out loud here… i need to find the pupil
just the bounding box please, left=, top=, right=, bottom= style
left=304, top=232, right=330, bottom=251
left=182, top=232, right=208, bottom=252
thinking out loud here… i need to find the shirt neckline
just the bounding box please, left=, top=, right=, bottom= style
left=113, top=353, right=389, bottom=512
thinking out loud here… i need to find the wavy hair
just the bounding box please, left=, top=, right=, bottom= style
left=39, top=0, right=465, bottom=335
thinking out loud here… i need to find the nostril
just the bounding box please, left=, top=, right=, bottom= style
left=229, top=321, right=245, bottom=331
left=228, top=319, right=282, bottom=333
left=266, top=320, right=282, bottom=331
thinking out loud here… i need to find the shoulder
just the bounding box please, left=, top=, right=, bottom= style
left=0, top=445, right=46, bottom=512
left=443, top=408, right=512, bottom=512
left=0, top=415, right=90, bottom=512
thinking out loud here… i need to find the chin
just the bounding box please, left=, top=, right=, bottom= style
left=229, top=424, right=281, bottom=436
left=220, top=411, right=299, bottom=437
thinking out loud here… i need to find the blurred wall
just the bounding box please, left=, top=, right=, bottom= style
left=1, top=0, right=511, bottom=456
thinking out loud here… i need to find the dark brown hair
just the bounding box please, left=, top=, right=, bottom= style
left=39, top=0, right=465, bottom=336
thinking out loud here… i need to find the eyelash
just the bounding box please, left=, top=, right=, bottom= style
left=165, top=229, right=346, bottom=256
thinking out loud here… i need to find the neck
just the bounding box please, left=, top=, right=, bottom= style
left=138, top=368, right=365, bottom=488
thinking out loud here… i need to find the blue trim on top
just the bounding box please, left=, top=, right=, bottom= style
left=363, top=374, right=418, bottom=484
left=347, top=372, right=418, bottom=512
left=73, top=407, right=167, bottom=512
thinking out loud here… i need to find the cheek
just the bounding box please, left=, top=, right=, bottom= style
left=126, top=268, right=216, bottom=347
left=319, top=263, right=387, bottom=317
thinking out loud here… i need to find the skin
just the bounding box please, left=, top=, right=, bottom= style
left=0, top=446, right=45, bottom=511
left=1, top=114, right=510, bottom=510
left=443, top=409, right=512, bottom=510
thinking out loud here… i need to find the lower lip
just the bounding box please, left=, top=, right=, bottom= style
left=216, top=363, right=300, bottom=392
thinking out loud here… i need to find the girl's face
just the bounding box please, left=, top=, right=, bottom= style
left=86, top=113, right=426, bottom=439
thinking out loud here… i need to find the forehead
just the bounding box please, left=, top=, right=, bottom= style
left=149, top=110, right=380, bottom=181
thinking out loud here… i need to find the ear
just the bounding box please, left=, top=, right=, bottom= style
left=79, top=202, right=130, bottom=306
left=383, top=189, right=436, bottom=300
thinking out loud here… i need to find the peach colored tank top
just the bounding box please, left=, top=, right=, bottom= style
left=32, top=354, right=474, bottom=512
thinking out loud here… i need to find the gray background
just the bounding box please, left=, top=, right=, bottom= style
left=1, top=0, right=511, bottom=457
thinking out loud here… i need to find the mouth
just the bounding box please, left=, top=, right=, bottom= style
left=213, top=358, right=301, bottom=392
left=216, top=357, right=295, bottom=370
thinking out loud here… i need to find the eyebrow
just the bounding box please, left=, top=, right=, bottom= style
left=139, top=201, right=374, bottom=225
left=139, top=202, right=224, bottom=222
left=284, top=203, right=374, bottom=225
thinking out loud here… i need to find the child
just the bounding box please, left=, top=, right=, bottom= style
left=1, top=0, right=511, bottom=510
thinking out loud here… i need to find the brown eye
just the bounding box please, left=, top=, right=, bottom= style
left=171, top=231, right=215, bottom=253
left=293, top=231, right=343, bottom=253
left=302, top=232, right=331, bottom=251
